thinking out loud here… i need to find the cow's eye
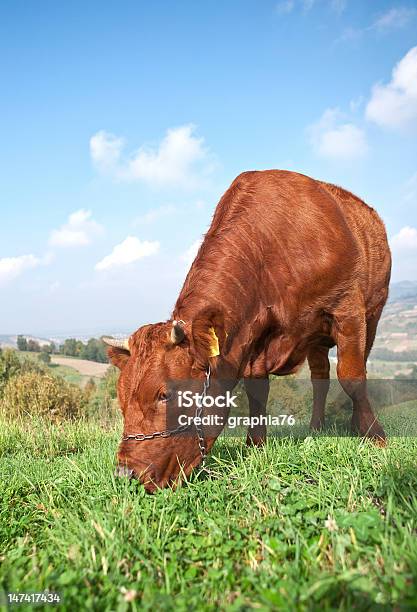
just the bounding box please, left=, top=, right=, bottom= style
left=159, top=391, right=173, bottom=403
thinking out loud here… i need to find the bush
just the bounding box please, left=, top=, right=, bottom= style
left=0, top=348, right=47, bottom=399
left=100, top=366, right=119, bottom=399
left=38, top=351, right=51, bottom=365
left=84, top=378, right=97, bottom=398
left=86, top=367, right=120, bottom=426
left=0, top=371, right=87, bottom=421
left=0, top=349, right=22, bottom=395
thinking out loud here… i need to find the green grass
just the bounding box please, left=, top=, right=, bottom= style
left=15, top=350, right=99, bottom=387
left=47, top=363, right=102, bottom=389
left=1, top=417, right=417, bottom=611
left=47, top=363, right=85, bottom=386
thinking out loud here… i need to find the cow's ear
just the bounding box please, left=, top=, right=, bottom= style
left=107, top=347, right=130, bottom=370
left=102, top=337, right=131, bottom=370
left=191, top=308, right=226, bottom=369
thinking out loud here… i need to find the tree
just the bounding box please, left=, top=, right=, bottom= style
left=38, top=351, right=51, bottom=365
left=17, top=336, right=28, bottom=352
left=57, top=337, right=108, bottom=363
left=44, top=343, right=56, bottom=354
left=81, top=338, right=108, bottom=363
left=60, top=339, right=83, bottom=357
left=27, top=339, right=41, bottom=352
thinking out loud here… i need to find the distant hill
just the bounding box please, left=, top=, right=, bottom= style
left=388, top=281, right=417, bottom=302
left=0, top=335, right=51, bottom=349
left=376, top=286, right=417, bottom=356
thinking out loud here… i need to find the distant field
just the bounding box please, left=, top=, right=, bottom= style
left=298, top=358, right=416, bottom=380
left=367, top=359, right=417, bottom=378
left=50, top=356, right=109, bottom=378
left=48, top=362, right=85, bottom=386
left=14, top=351, right=110, bottom=386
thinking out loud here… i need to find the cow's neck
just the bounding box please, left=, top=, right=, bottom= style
left=173, top=254, right=267, bottom=376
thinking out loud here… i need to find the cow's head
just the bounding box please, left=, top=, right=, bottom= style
left=104, top=309, right=232, bottom=492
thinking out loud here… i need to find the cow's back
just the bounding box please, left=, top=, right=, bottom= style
left=178, top=170, right=391, bottom=326
left=318, top=181, right=391, bottom=313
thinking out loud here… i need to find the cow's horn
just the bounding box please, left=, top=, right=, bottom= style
left=102, top=336, right=130, bottom=352
left=171, top=320, right=185, bottom=344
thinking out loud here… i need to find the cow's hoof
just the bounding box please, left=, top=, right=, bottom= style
left=352, top=415, right=386, bottom=447
left=246, top=434, right=266, bottom=447
left=372, top=436, right=387, bottom=448
left=309, top=418, right=325, bottom=431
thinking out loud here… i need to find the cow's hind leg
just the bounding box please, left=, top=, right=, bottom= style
left=365, top=303, right=385, bottom=367
left=244, top=377, right=269, bottom=446
left=335, top=307, right=385, bottom=443
left=308, top=345, right=330, bottom=431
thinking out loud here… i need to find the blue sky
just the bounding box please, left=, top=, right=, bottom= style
left=0, top=0, right=416, bottom=335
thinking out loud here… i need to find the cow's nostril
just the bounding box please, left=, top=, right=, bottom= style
left=115, top=465, right=134, bottom=479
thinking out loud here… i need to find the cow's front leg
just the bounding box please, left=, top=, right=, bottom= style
left=244, top=377, right=269, bottom=446
left=335, top=310, right=386, bottom=443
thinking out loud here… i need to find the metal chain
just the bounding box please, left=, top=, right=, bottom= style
left=121, top=366, right=211, bottom=463
left=193, top=365, right=210, bottom=462
left=122, top=423, right=190, bottom=442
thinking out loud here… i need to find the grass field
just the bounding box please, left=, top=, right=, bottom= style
left=1, top=415, right=417, bottom=611
left=47, top=363, right=86, bottom=387
left=14, top=351, right=108, bottom=388
left=50, top=357, right=109, bottom=380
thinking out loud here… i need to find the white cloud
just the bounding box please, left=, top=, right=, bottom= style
left=335, top=26, right=362, bottom=44
left=276, top=0, right=295, bottom=13
left=133, top=204, right=177, bottom=226
left=308, top=108, right=368, bottom=159
left=90, top=131, right=124, bottom=173
left=277, top=0, right=345, bottom=13
left=372, top=7, right=416, bottom=31
left=330, top=0, right=346, bottom=14
left=181, top=238, right=203, bottom=268
left=349, top=95, right=364, bottom=112
left=49, top=209, right=103, bottom=248
left=0, top=254, right=41, bottom=286
left=366, top=46, right=417, bottom=130
left=336, top=7, right=415, bottom=44
left=303, top=0, right=315, bottom=10
left=95, top=236, right=160, bottom=271
left=90, top=125, right=213, bottom=189
left=391, top=224, right=417, bottom=280
left=391, top=226, right=417, bottom=250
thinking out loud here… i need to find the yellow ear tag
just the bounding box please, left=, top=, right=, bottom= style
left=208, top=327, right=220, bottom=357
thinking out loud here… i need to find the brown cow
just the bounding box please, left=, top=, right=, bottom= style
left=105, top=170, right=391, bottom=492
